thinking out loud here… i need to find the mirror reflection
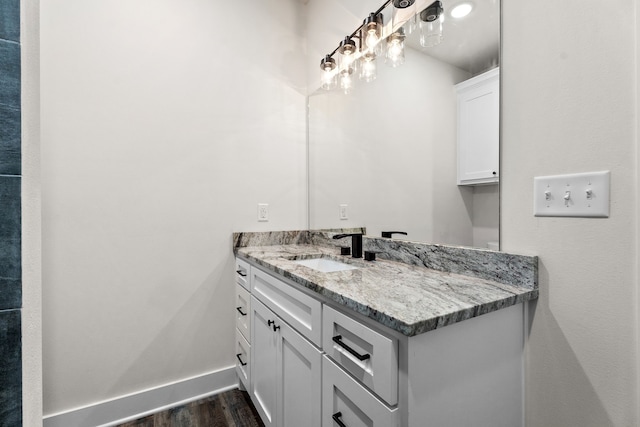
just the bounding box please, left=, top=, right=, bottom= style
left=309, top=0, right=500, bottom=250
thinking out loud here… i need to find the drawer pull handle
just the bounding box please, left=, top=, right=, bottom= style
left=332, top=335, right=371, bottom=361
left=236, top=307, right=247, bottom=316
left=236, top=269, right=247, bottom=277
left=332, top=411, right=347, bottom=427
left=268, top=320, right=281, bottom=332
left=236, top=353, right=247, bottom=366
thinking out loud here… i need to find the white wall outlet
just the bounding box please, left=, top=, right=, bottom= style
left=257, top=203, right=269, bottom=222
left=533, top=171, right=610, bottom=217
left=339, top=204, right=348, bottom=220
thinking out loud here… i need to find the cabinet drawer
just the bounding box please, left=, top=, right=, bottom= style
left=322, top=356, right=398, bottom=427
left=251, top=267, right=322, bottom=346
left=323, top=305, right=398, bottom=405
left=235, top=258, right=251, bottom=291
left=236, top=284, right=251, bottom=342
left=236, top=331, right=251, bottom=391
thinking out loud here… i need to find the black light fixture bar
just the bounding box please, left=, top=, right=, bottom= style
left=324, top=0, right=393, bottom=59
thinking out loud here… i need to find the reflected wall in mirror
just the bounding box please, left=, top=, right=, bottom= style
left=308, top=0, right=500, bottom=250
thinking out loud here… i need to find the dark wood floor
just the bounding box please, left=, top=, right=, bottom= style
left=115, top=389, right=265, bottom=427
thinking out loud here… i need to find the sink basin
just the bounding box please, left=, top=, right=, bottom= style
left=293, top=257, right=358, bottom=273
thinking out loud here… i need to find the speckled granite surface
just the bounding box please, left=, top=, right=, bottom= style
left=233, top=230, right=538, bottom=337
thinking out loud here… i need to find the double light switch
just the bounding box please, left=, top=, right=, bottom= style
left=533, top=171, right=610, bottom=218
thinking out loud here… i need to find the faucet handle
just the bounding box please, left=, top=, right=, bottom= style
left=381, top=231, right=407, bottom=238
left=332, top=233, right=363, bottom=240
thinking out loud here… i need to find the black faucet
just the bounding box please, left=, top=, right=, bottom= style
left=381, top=231, right=408, bottom=238
left=333, top=233, right=363, bottom=258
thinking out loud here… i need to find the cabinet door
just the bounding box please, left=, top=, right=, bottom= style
left=278, top=320, right=322, bottom=427
left=457, top=69, right=499, bottom=185
left=251, top=297, right=278, bottom=427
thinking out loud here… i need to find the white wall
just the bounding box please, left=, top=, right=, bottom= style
left=21, top=0, right=43, bottom=424
left=40, top=0, right=307, bottom=416
left=472, top=185, right=499, bottom=248
left=308, top=47, right=474, bottom=245
left=501, top=0, right=638, bottom=425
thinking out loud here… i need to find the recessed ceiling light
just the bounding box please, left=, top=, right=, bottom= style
left=450, top=2, right=473, bottom=19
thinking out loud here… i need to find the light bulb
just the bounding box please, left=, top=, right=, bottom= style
left=338, top=37, right=358, bottom=75
left=321, top=70, right=336, bottom=90
left=362, top=13, right=383, bottom=54
left=359, top=52, right=377, bottom=83
left=320, top=55, right=337, bottom=90
left=340, top=70, right=354, bottom=94
left=385, top=29, right=406, bottom=68
left=365, top=30, right=380, bottom=51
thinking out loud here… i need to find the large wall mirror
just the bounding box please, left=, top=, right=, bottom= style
left=308, top=0, right=500, bottom=249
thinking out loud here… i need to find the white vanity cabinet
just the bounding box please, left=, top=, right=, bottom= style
left=456, top=67, right=500, bottom=186
left=236, top=256, right=525, bottom=427
left=248, top=266, right=323, bottom=427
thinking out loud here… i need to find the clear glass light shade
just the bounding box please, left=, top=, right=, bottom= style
left=365, top=29, right=381, bottom=53
left=321, top=70, right=337, bottom=90
left=385, top=31, right=405, bottom=67
left=359, top=52, right=377, bottom=83
left=404, top=14, right=418, bottom=34
left=338, top=38, right=358, bottom=75
left=339, top=69, right=355, bottom=94
left=320, top=55, right=337, bottom=90
left=362, top=13, right=384, bottom=55
left=419, top=15, right=443, bottom=47
left=419, top=1, right=444, bottom=48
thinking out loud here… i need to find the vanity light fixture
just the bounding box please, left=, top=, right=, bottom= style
left=319, top=0, right=418, bottom=91
left=419, top=0, right=444, bottom=48
left=450, top=2, right=473, bottom=19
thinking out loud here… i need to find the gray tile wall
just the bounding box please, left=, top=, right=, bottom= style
left=0, top=310, right=21, bottom=426
left=0, top=0, right=22, bottom=424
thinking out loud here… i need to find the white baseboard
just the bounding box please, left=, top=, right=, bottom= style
left=43, top=366, right=237, bottom=427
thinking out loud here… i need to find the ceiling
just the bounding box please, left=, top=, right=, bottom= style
left=403, top=0, right=500, bottom=75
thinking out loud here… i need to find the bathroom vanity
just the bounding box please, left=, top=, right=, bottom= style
left=233, top=230, right=537, bottom=427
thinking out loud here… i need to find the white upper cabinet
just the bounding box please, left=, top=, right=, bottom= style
left=456, top=67, right=500, bottom=186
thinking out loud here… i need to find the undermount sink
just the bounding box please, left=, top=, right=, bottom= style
left=293, top=257, right=358, bottom=273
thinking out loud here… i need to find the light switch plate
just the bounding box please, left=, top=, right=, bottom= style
left=533, top=171, right=610, bottom=217
left=339, top=204, right=348, bottom=220
left=257, top=203, right=269, bottom=222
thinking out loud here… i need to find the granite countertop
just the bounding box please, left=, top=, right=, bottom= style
left=235, top=239, right=538, bottom=337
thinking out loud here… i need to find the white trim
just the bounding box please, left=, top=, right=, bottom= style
left=43, top=366, right=237, bottom=427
